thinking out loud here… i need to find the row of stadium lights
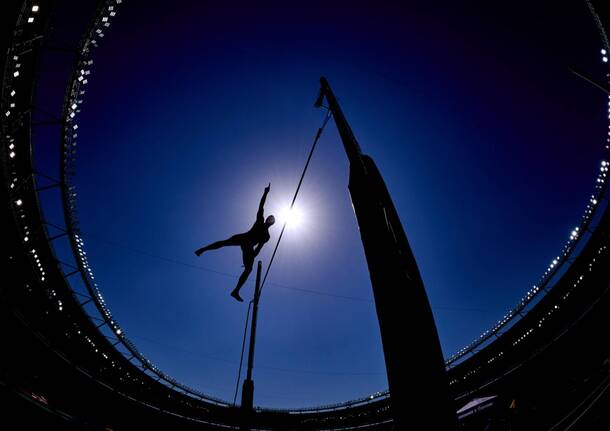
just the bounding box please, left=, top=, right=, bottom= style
left=6, top=59, right=19, bottom=120
left=6, top=2, right=80, bottom=357
left=9, top=145, right=43, bottom=290
left=450, top=240, right=608, bottom=386
left=5, top=4, right=41, bottom=275
left=5, top=9, right=76, bottom=366
left=73, top=231, right=124, bottom=338
left=4, top=4, right=40, bottom=117
left=74, top=322, right=120, bottom=374
left=63, top=0, right=123, bottom=341
left=448, top=48, right=610, bottom=369
left=452, top=204, right=608, bottom=384
left=68, top=317, right=232, bottom=422
left=27, top=4, right=39, bottom=23
left=6, top=0, right=149, bottom=405
left=12, top=198, right=48, bottom=285
left=55, top=0, right=233, bottom=407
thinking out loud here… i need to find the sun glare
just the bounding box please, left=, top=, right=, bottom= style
left=279, top=206, right=304, bottom=229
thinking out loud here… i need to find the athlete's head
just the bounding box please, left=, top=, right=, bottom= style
left=265, top=215, right=275, bottom=226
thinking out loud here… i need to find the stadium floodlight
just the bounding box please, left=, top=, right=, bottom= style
left=603, top=49, right=607, bottom=55
left=13, top=71, right=19, bottom=77
left=32, top=5, right=39, bottom=12
left=10, top=90, right=15, bottom=96
left=15, top=199, right=22, bottom=206
left=28, top=17, right=34, bottom=23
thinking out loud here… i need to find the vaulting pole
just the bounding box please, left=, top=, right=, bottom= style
left=240, top=260, right=262, bottom=427
left=317, top=77, right=457, bottom=430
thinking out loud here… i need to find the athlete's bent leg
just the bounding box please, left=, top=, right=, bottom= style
left=231, top=253, right=254, bottom=302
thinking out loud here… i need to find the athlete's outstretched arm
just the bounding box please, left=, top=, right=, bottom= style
left=257, top=183, right=271, bottom=222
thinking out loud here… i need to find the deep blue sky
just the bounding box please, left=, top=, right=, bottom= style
left=38, top=1, right=609, bottom=408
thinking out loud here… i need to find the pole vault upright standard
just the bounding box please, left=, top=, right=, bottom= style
left=241, top=261, right=262, bottom=419
left=316, top=77, right=457, bottom=430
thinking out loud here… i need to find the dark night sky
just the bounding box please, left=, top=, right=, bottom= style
left=34, top=1, right=609, bottom=408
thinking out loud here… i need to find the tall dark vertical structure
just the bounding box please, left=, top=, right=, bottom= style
left=317, top=77, right=456, bottom=430
left=241, top=261, right=263, bottom=421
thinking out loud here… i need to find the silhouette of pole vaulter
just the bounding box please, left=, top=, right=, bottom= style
left=195, top=184, right=275, bottom=302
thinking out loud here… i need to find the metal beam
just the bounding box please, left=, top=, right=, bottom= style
left=36, top=182, right=62, bottom=192
left=65, top=269, right=80, bottom=278
left=49, top=232, right=68, bottom=241
left=570, top=67, right=610, bottom=95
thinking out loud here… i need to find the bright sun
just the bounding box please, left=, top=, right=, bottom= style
left=278, top=206, right=304, bottom=229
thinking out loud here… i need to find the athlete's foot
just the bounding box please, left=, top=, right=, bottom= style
left=230, top=290, right=243, bottom=302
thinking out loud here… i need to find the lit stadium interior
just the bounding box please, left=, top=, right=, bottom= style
left=2, top=1, right=610, bottom=429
